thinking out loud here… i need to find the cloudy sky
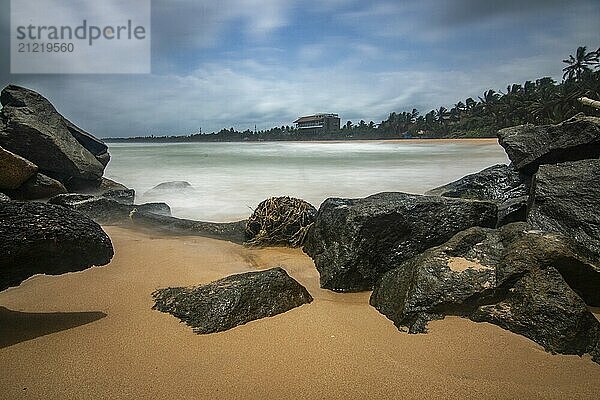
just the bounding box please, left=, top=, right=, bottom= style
left=0, top=0, right=598, bottom=137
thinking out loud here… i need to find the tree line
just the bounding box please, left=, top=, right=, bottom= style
left=108, top=46, right=600, bottom=142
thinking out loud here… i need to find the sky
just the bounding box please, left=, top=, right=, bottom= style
left=0, top=0, right=599, bottom=138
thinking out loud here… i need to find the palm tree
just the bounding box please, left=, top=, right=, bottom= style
left=436, top=107, right=449, bottom=124
left=562, top=46, right=600, bottom=81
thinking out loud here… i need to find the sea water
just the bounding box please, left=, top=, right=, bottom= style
left=104, top=140, right=509, bottom=222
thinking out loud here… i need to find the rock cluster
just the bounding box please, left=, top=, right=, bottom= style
left=302, top=114, right=600, bottom=363
left=370, top=223, right=599, bottom=360
left=0, top=85, right=120, bottom=291
left=303, top=192, right=497, bottom=292
left=0, top=85, right=109, bottom=193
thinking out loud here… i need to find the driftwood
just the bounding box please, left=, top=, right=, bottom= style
left=245, top=196, right=317, bottom=247
left=578, top=97, right=600, bottom=110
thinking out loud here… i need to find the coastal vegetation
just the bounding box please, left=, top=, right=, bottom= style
left=107, top=46, right=600, bottom=142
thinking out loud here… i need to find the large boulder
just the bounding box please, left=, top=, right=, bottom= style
left=0, top=201, right=114, bottom=291
left=303, top=192, right=497, bottom=292
left=370, top=223, right=600, bottom=362
left=245, top=196, right=317, bottom=247
left=528, top=159, right=600, bottom=260
left=4, top=172, right=67, bottom=200
left=0, top=146, right=37, bottom=190
left=471, top=267, right=599, bottom=362
left=370, top=226, right=501, bottom=334
left=497, top=115, right=600, bottom=174
left=0, top=85, right=106, bottom=188
left=426, top=164, right=529, bottom=226
left=152, top=267, right=313, bottom=334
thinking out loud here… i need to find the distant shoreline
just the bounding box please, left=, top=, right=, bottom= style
left=104, top=137, right=500, bottom=144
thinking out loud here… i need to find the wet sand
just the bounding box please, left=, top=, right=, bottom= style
left=1, top=226, right=599, bottom=399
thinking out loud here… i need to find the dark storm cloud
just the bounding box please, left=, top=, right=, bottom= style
left=0, top=0, right=598, bottom=137
left=435, top=0, right=577, bottom=25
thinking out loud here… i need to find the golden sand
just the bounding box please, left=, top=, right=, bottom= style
left=1, top=226, right=599, bottom=399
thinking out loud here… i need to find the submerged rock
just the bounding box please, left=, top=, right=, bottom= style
left=144, top=181, right=194, bottom=196
left=129, top=211, right=247, bottom=244
left=0, top=146, right=37, bottom=190
left=0, top=201, right=114, bottom=291
left=370, top=223, right=600, bottom=362
left=135, top=202, right=171, bottom=216
left=152, top=267, right=313, bottom=334
left=245, top=196, right=317, bottom=247
left=497, top=115, right=600, bottom=174
left=303, top=192, right=497, bottom=292
left=0, top=85, right=106, bottom=188
left=48, top=193, right=171, bottom=224
left=528, top=159, right=600, bottom=260
left=426, top=164, right=529, bottom=226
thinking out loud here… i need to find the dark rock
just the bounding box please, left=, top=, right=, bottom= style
left=0, top=193, right=10, bottom=202
left=370, top=223, right=600, bottom=362
left=245, top=196, right=317, bottom=247
left=5, top=173, right=67, bottom=200
left=48, top=195, right=131, bottom=224
left=130, top=211, right=247, bottom=244
left=426, top=164, right=530, bottom=226
left=370, top=226, right=501, bottom=333
left=99, top=177, right=128, bottom=192
left=528, top=159, right=600, bottom=261
left=426, top=164, right=529, bottom=202
left=0, top=201, right=114, bottom=291
left=47, top=193, right=95, bottom=206
left=135, top=202, right=171, bottom=216
left=497, top=195, right=529, bottom=226
left=101, top=189, right=135, bottom=205
left=497, top=115, right=600, bottom=174
left=0, top=85, right=105, bottom=187
left=49, top=194, right=243, bottom=243
left=77, top=177, right=129, bottom=196
left=152, top=267, right=313, bottom=334
left=471, top=267, right=599, bottom=360
left=303, top=192, right=497, bottom=292
left=0, top=146, right=37, bottom=190
left=62, top=118, right=110, bottom=166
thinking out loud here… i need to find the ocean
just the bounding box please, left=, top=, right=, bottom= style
left=104, top=139, right=509, bottom=222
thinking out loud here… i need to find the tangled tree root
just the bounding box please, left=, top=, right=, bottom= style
left=245, top=196, right=317, bottom=247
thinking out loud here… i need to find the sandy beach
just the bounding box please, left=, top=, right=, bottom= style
left=1, top=226, right=599, bottom=400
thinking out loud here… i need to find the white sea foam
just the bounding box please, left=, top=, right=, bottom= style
left=104, top=140, right=509, bottom=222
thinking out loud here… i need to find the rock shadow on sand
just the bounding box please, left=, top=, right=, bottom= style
left=0, top=306, right=106, bottom=348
